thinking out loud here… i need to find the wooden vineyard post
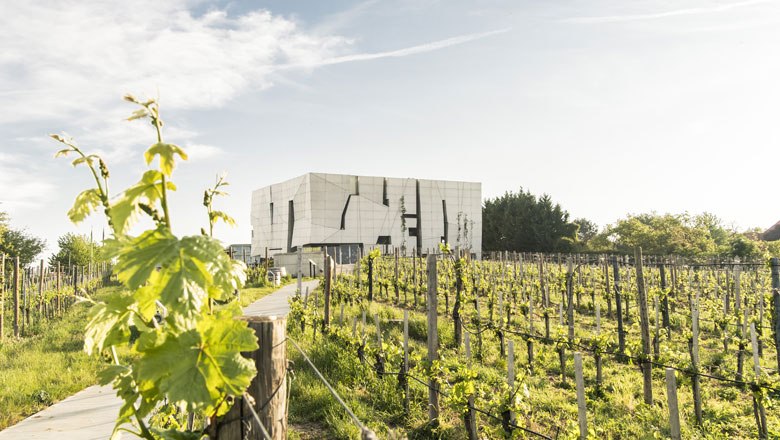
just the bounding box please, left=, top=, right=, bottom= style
left=691, top=290, right=703, bottom=425
left=735, top=265, right=745, bottom=384
left=666, top=369, right=681, bottom=440
left=595, top=302, right=603, bottom=388
left=13, top=256, right=20, bottom=337
left=528, top=283, right=535, bottom=371
left=426, top=254, right=439, bottom=424
left=475, top=287, right=484, bottom=361
left=566, top=258, right=575, bottom=343
left=503, top=340, right=515, bottom=435
left=361, top=310, right=367, bottom=341
left=323, top=256, right=332, bottom=332
left=635, top=247, right=653, bottom=405
left=394, top=248, right=400, bottom=303
left=770, top=258, right=780, bottom=374
left=374, top=314, right=385, bottom=374
left=612, top=257, right=625, bottom=356
left=574, top=352, right=587, bottom=440
left=653, top=294, right=660, bottom=357
left=356, top=248, right=362, bottom=290
left=367, top=253, right=374, bottom=302
left=72, top=266, right=77, bottom=298
left=212, top=316, right=287, bottom=440
left=660, top=262, right=670, bottom=335
left=759, top=277, right=765, bottom=357
left=37, top=259, right=44, bottom=318
left=412, top=253, right=418, bottom=307
left=750, top=323, right=768, bottom=438
left=21, top=269, right=27, bottom=332
left=453, top=257, right=463, bottom=349
left=604, top=257, right=612, bottom=318
left=403, top=310, right=410, bottom=415
left=497, top=291, right=505, bottom=358
left=0, top=254, right=4, bottom=339
left=464, top=331, right=478, bottom=440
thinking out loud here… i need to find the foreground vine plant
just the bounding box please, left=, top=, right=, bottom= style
left=52, top=95, right=254, bottom=440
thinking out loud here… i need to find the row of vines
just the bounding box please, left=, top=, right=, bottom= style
left=289, top=249, right=779, bottom=439
left=0, top=256, right=109, bottom=340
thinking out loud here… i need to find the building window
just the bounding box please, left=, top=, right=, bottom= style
left=376, top=235, right=391, bottom=245
left=340, top=195, right=352, bottom=230
left=382, top=178, right=389, bottom=206
left=408, top=227, right=418, bottom=237
left=269, top=202, right=274, bottom=224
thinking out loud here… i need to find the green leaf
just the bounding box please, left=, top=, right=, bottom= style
left=144, top=143, right=188, bottom=176
left=209, top=210, right=236, bottom=227
left=134, top=306, right=257, bottom=414
left=84, top=293, right=136, bottom=355
left=110, top=170, right=174, bottom=235
left=68, top=188, right=102, bottom=224
left=127, top=108, right=149, bottom=121
left=113, top=230, right=242, bottom=315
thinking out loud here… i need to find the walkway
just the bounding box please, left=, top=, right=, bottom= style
left=0, top=280, right=319, bottom=439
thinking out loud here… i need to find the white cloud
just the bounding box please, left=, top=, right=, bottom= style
left=561, top=0, right=770, bottom=23
left=1, top=1, right=503, bottom=156
left=0, top=1, right=350, bottom=124
left=298, top=28, right=511, bottom=67
left=185, top=143, right=223, bottom=160
left=0, top=158, right=56, bottom=210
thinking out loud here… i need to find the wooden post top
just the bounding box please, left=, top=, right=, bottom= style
left=241, top=315, right=286, bottom=323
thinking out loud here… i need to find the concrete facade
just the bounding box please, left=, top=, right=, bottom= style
left=250, top=173, right=481, bottom=261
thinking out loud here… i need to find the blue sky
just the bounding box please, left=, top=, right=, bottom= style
left=2, top=0, right=780, bottom=257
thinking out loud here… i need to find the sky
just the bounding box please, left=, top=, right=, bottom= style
left=2, top=0, right=780, bottom=259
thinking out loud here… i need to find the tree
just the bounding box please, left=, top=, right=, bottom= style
left=0, top=227, right=46, bottom=267
left=482, top=189, right=580, bottom=252
left=49, top=233, right=105, bottom=268
left=573, top=217, right=599, bottom=244
left=590, top=212, right=767, bottom=259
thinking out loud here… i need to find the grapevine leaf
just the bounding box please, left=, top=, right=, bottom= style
left=84, top=293, right=136, bottom=355
left=113, top=230, right=239, bottom=315
left=68, top=188, right=103, bottom=224
left=135, top=306, right=257, bottom=414
left=127, top=108, right=149, bottom=121
left=109, top=170, right=175, bottom=235
left=112, top=227, right=181, bottom=290
left=208, top=255, right=246, bottom=301
left=144, top=143, right=188, bottom=176
left=209, top=210, right=236, bottom=227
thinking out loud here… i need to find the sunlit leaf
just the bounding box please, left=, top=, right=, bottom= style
left=68, top=188, right=102, bottom=223
left=84, top=293, right=136, bottom=355
left=209, top=210, right=236, bottom=227
left=135, top=305, right=257, bottom=414
left=127, top=108, right=149, bottom=121
left=110, top=170, right=174, bottom=234
left=144, top=143, right=188, bottom=176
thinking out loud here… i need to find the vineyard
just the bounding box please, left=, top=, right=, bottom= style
left=0, top=256, right=110, bottom=339
left=286, top=250, right=780, bottom=439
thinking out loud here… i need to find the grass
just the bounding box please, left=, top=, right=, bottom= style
left=0, top=286, right=121, bottom=430
left=0, top=279, right=293, bottom=431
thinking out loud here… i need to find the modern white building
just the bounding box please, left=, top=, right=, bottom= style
left=250, top=173, right=481, bottom=263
